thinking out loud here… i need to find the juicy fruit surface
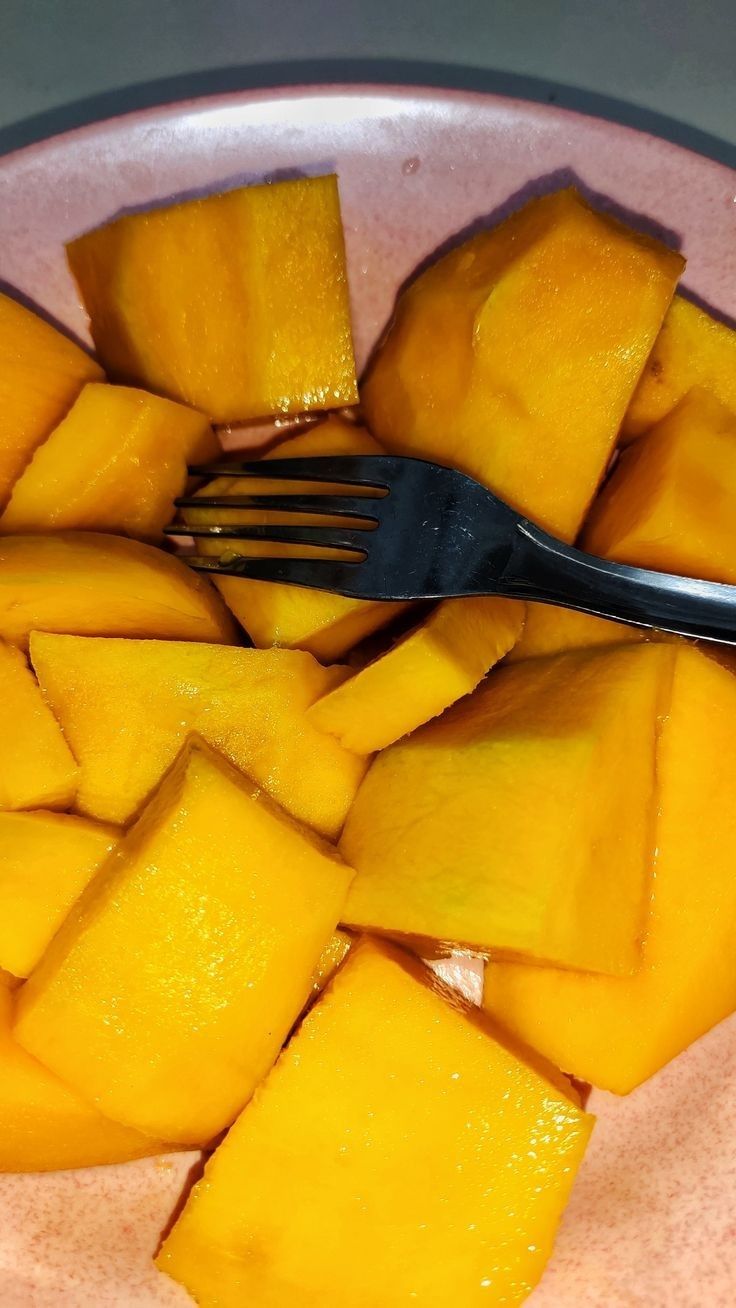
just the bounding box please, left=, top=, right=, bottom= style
left=0, top=292, right=103, bottom=508
left=342, top=644, right=671, bottom=974
left=0, top=811, right=116, bottom=978
left=308, top=596, right=524, bottom=753
left=31, top=634, right=367, bottom=837
left=0, top=641, right=78, bottom=812
left=362, top=188, right=682, bottom=540
left=507, top=605, right=646, bottom=662
left=14, top=743, right=354, bottom=1145
left=584, top=388, right=736, bottom=583
left=157, top=939, right=593, bottom=1308
left=67, top=175, right=358, bottom=422
left=0, top=382, right=218, bottom=539
left=485, top=647, right=736, bottom=1093
left=184, top=416, right=408, bottom=658
left=0, top=532, right=237, bottom=648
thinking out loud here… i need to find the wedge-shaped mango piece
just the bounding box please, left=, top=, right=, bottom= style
left=486, top=647, right=736, bottom=1093
left=67, top=175, right=357, bottom=422
left=623, top=296, right=736, bottom=441
left=585, top=389, right=736, bottom=583
left=0, top=811, right=117, bottom=978
left=362, top=189, right=682, bottom=541
left=0, top=641, right=78, bottom=812
left=0, top=532, right=236, bottom=649
left=308, top=929, right=353, bottom=999
left=342, top=644, right=673, bottom=974
left=31, top=634, right=366, bottom=836
left=0, top=972, right=165, bottom=1172
left=184, top=417, right=408, bottom=658
left=1, top=382, right=217, bottom=539
left=0, top=292, right=103, bottom=507
left=508, top=604, right=646, bottom=662
left=309, top=597, right=524, bottom=753
left=15, top=743, right=353, bottom=1144
left=158, top=939, right=593, bottom=1308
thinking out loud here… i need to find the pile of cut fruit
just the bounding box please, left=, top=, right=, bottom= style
left=2, top=172, right=736, bottom=1306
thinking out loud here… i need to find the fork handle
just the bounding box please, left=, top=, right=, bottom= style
left=501, top=520, right=736, bottom=646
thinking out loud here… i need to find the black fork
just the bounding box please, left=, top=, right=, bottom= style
left=168, top=454, right=736, bottom=645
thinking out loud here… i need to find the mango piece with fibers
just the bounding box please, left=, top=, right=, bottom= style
left=0, top=640, right=78, bottom=812
left=1, top=382, right=218, bottom=539
left=0, top=291, right=103, bottom=507
left=342, top=643, right=673, bottom=974
left=485, top=646, right=736, bottom=1093
left=15, top=742, right=354, bottom=1145
left=309, top=596, right=524, bottom=753
left=157, top=938, right=593, bottom=1308
left=67, top=174, right=357, bottom=422
left=362, top=188, right=682, bottom=541
left=0, top=811, right=117, bottom=978
left=31, top=634, right=366, bottom=837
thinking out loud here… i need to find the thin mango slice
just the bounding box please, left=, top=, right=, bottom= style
left=0, top=641, right=78, bottom=812
left=507, top=605, right=646, bottom=662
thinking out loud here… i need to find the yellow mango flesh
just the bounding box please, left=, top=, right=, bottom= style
left=485, top=646, right=736, bottom=1094
left=0, top=811, right=117, bottom=978
left=584, top=388, right=736, bottom=583
left=67, top=175, right=357, bottom=422
left=362, top=188, right=682, bottom=541
left=309, top=596, right=524, bottom=753
left=508, top=604, right=646, bottom=662
left=31, top=634, right=366, bottom=837
left=1, top=382, right=218, bottom=539
left=184, top=417, right=408, bottom=659
left=0, top=532, right=237, bottom=649
left=15, top=743, right=354, bottom=1145
left=0, top=641, right=78, bottom=812
left=623, top=295, right=736, bottom=441
left=342, top=644, right=672, bottom=973
left=157, top=939, right=593, bottom=1308
left=308, top=929, right=353, bottom=998
left=0, top=973, right=165, bottom=1172
left=0, top=292, right=103, bottom=507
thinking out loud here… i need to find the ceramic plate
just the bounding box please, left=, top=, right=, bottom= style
left=1, top=85, right=735, bottom=1307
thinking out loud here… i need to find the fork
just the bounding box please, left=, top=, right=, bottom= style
left=168, top=454, right=736, bottom=645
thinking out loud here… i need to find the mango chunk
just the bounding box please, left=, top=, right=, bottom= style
left=0, top=641, right=78, bottom=812
left=508, top=604, right=646, bottom=662
left=15, top=742, right=353, bottom=1145
left=1, top=382, right=217, bottom=539
left=67, top=175, right=357, bottom=422
left=157, top=939, right=593, bottom=1308
left=362, top=188, right=682, bottom=541
left=0, top=291, right=103, bottom=507
left=623, top=296, right=736, bottom=441
left=0, top=532, right=237, bottom=649
left=0, top=811, right=117, bottom=978
left=184, top=417, right=409, bottom=658
left=485, top=646, right=736, bottom=1093
left=309, top=597, right=524, bottom=753
left=342, top=644, right=673, bottom=974
left=31, top=634, right=366, bottom=837
left=0, top=973, right=165, bottom=1172
left=584, top=388, right=736, bottom=583
left=308, top=929, right=353, bottom=998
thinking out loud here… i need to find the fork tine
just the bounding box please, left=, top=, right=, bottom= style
left=187, top=455, right=393, bottom=488
left=187, top=554, right=364, bottom=596
left=174, top=493, right=382, bottom=519
left=164, top=523, right=370, bottom=552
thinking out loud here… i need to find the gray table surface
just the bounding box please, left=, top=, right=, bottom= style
left=2, top=0, right=736, bottom=164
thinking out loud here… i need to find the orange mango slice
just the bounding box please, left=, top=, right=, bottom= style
left=507, top=604, right=646, bottom=662
left=0, top=640, right=78, bottom=812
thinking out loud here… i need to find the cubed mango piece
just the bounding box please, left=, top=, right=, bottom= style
left=0, top=382, right=218, bottom=539
left=342, top=644, right=673, bottom=974
left=362, top=188, right=682, bottom=540
left=0, top=532, right=237, bottom=649
left=0, top=811, right=117, bottom=978
left=184, top=416, right=409, bottom=657
left=15, top=742, right=353, bottom=1144
left=623, top=295, right=736, bottom=441
left=67, top=175, right=357, bottom=422
left=309, top=596, right=524, bottom=753
left=0, top=291, right=103, bottom=507
left=157, top=939, right=593, bottom=1308
left=485, top=646, right=736, bottom=1093
left=31, top=634, right=366, bottom=837
left=0, top=641, right=78, bottom=812
left=507, top=604, right=646, bottom=662
left=585, top=388, right=736, bottom=583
